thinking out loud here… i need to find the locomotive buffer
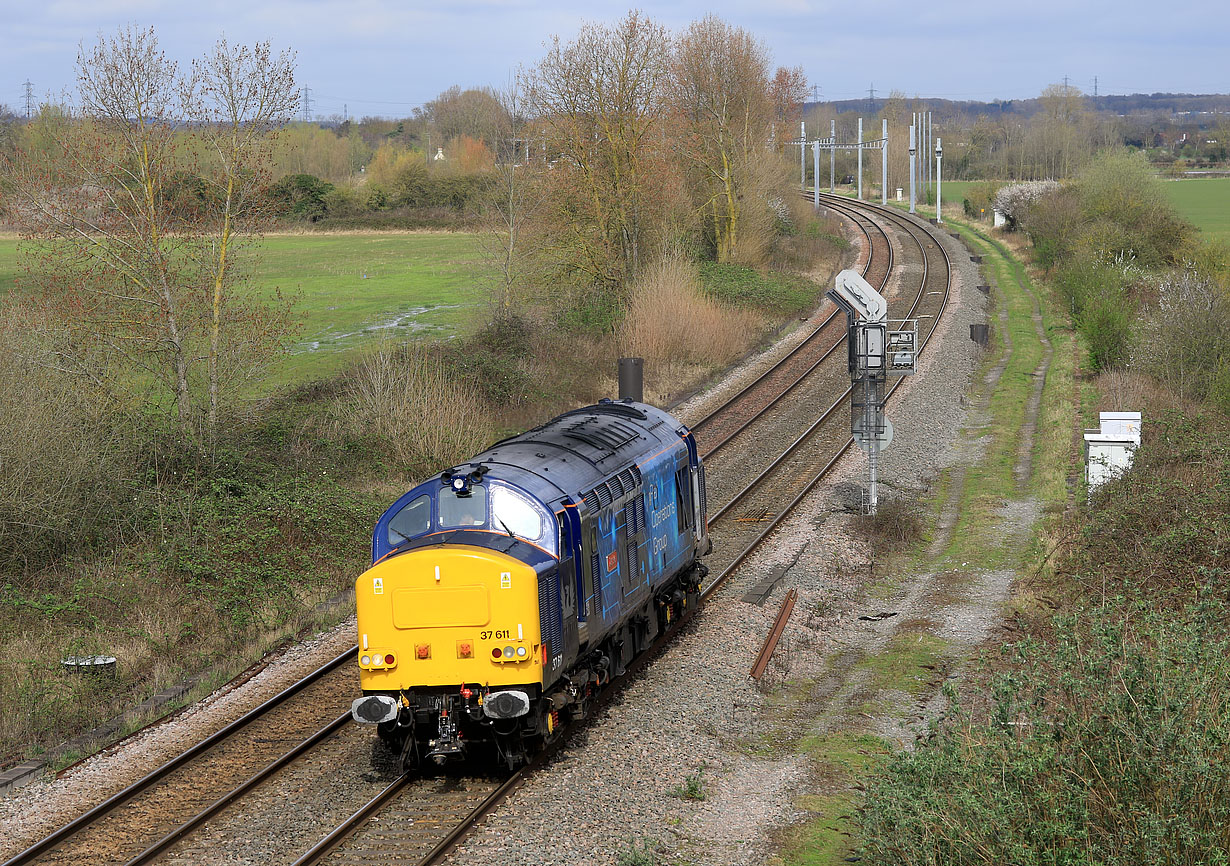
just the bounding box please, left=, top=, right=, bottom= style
left=827, top=270, right=917, bottom=514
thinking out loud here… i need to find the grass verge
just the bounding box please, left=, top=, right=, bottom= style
left=774, top=215, right=1079, bottom=865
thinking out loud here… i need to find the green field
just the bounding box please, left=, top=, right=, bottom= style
left=1162, top=177, right=1230, bottom=242
left=0, top=238, right=18, bottom=295
left=253, top=233, right=489, bottom=384
left=0, top=232, right=492, bottom=385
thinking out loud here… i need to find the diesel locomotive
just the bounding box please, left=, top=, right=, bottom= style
left=350, top=398, right=710, bottom=771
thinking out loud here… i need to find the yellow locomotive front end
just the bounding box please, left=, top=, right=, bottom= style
left=355, top=543, right=544, bottom=690
left=351, top=539, right=550, bottom=769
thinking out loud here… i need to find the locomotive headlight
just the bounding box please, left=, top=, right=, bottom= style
left=373, top=654, right=384, bottom=666
left=503, top=646, right=515, bottom=658
left=515, top=646, right=527, bottom=658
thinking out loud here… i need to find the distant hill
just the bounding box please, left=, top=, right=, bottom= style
left=812, top=93, right=1230, bottom=120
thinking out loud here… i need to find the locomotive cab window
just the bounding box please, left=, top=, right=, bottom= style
left=387, top=494, right=430, bottom=546
left=675, top=466, right=694, bottom=532
left=490, top=484, right=554, bottom=554
left=439, top=485, right=488, bottom=528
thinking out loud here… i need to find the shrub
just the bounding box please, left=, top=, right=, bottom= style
left=1133, top=269, right=1230, bottom=407
left=344, top=341, right=494, bottom=477
left=618, top=253, right=761, bottom=369
left=269, top=173, right=334, bottom=222
left=1082, top=291, right=1134, bottom=370
left=862, top=599, right=1230, bottom=865
left=960, top=181, right=999, bottom=221
left=443, top=314, right=536, bottom=405
left=1050, top=255, right=1137, bottom=370
left=993, top=180, right=1061, bottom=230
left=0, top=314, right=137, bottom=567
left=858, top=497, right=924, bottom=552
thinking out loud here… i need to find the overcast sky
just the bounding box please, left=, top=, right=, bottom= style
left=4, top=0, right=1228, bottom=118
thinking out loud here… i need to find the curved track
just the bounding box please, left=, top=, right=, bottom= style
left=4, top=195, right=955, bottom=866
left=691, top=197, right=892, bottom=460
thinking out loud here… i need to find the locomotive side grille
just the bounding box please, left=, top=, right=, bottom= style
left=590, top=552, right=602, bottom=615
left=628, top=495, right=642, bottom=535
left=583, top=491, right=600, bottom=513
left=538, top=569, right=563, bottom=657
left=626, top=540, right=639, bottom=581
left=610, top=474, right=626, bottom=498
left=595, top=484, right=612, bottom=508
left=698, top=464, right=707, bottom=526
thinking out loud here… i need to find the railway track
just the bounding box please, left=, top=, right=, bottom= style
left=3, top=196, right=956, bottom=866
left=690, top=195, right=892, bottom=460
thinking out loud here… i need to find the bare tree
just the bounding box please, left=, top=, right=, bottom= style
left=187, top=38, right=299, bottom=431
left=478, top=83, right=546, bottom=316
left=0, top=26, right=298, bottom=445
left=670, top=16, right=775, bottom=263
left=522, top=10, right=674, bottom=291
left=769, top=65, right=808, bottom=149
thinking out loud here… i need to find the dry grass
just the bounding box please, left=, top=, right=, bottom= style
left=618, top=252, right=762, bottom=380
left=858, top=496, right=925, bottom=554
left=1095, top=368, right=1197, bottom=415
left=0, top=543, right=358, bottom=757
left=345, top=340, right=495, bottom=473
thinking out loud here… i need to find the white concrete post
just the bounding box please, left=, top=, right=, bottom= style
left=936, top=137, right=943, bottom=223
left=881, top=118, right=888, bottom=205
left=830, top=118, right=836, bottom=193
left=800, top=121, right=806, bottom=189
left=857, top=117, right=863, bottom=200
left=812, top=140, right=821, bottom=210
left=909, top=124, right=916, bottom=214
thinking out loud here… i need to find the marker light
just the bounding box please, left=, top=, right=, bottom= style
left=384, top=654, right=395, bottom=666
left=492, top=647, right=503, bottom=659
left=360, top=655, right=371, bottom=666
left=503, top=646, right=515, bottom=658
left=515, top=646, right=527, bottom=658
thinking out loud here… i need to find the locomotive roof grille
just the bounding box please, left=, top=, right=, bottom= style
left=561, top=418, right=641, bottom=451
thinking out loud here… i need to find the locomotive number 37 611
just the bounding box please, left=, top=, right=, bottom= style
left=481, top=629, right=512, bottom=640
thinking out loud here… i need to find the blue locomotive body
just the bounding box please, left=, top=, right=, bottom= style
left=357, top=398, right=709, bottom=769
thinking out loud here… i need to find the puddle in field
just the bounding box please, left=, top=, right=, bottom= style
left=298, top=304, right=466, bottom=352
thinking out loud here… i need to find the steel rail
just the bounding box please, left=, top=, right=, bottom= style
left=2, top=648, right=356, bottom=866
left=693, top=198, right=891, bottom=459
left=122, top=712, right=351, bottom=866
left=750, top=589, right=798, bottom=680
left=289, top=772, right=417, bottom=866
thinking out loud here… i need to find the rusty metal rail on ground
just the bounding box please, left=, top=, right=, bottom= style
left=750, top=589, right=798, bottom=680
